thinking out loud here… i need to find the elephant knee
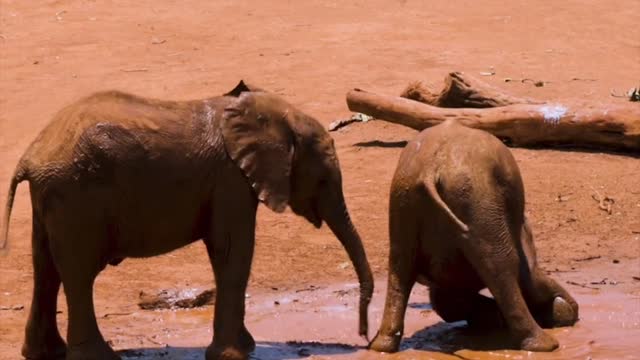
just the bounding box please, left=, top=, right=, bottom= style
left=550, top=296, right=579, bottom=326
left=534, top=296, right=579, bottom=328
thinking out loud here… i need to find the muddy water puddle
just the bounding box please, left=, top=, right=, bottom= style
left=115, top=282, right=639, bottom=359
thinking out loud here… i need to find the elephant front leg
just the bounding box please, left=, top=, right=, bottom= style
left=204, top=210, right=256, bottom=360
left=22, top=216, right=66, bottom=360
left=463, top=241, right=559, bottom=352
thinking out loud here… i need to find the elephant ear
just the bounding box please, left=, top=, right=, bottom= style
left=223, top=80, right=267, bottom=97
left=220, top=92, right=294, bottom=213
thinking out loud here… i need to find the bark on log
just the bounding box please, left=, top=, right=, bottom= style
left=400, top=72, right=541, bottom=108
left=347, top=89, right=640, bottom=152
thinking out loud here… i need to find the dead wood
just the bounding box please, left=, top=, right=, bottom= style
left=400, top=72, right=541, bottom=108
left=138, top=288, right=216, bottom=310
left=346, top=88, right=640, bottom=152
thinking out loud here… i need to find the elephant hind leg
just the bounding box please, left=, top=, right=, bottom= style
left=47, top=215, right=120, bottom=360
left=22, top=214, right=66, bottom=360
left=462, top=238, right=559, bottom=352
left=369, top=207, right=419, bottom=353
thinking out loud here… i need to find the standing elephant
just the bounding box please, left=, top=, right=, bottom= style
left=369, top=120, right=578, bottom=353
left=1, top=82, right=373, bottom=360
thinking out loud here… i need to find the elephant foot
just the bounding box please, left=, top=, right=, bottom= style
left=21, top=335, right=66, bottom=360
left=239, top=326, right=256, bottom=353
left=66, top=339, right=120, bottom=360
left=205, top=344, right=248, bottom=360
left=518, top=330, right=559, bottom=352
left=368, top=331, right=401, bottom=353
left=206, top=326, right=254, bottom=359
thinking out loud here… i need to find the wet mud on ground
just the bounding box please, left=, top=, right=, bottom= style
left=114, top=279, right=639, bottom=359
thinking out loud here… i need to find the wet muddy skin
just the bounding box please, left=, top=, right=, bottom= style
left=107, top=281, right=639, bottom=360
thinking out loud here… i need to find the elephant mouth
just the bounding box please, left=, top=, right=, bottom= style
left=302, top=204, right=322, bottom=228
left=290, top=200, right=323, bottom=228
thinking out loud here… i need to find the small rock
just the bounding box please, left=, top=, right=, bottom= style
left=613, top=259, right=620, bottom=264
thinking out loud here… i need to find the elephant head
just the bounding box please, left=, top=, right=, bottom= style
left=220, top=90, right=374, bottom=337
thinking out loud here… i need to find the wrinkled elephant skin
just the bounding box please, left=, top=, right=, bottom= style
left=1, top=82, right=373, bottom=360
left=370, top=120, right=578, bottom=353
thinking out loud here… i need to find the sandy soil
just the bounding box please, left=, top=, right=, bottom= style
left=1, top=1, right=639, bottom=359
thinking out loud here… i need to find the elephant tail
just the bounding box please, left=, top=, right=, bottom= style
left=1, top=160, right=29, bottom=252
left=424, top=176, right=470, bottom=235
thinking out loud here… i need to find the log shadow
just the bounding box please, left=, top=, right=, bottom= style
left=353, top=140, right=408, bottom=148
left=499, top=138, right=640, bottom=158
left=352, top=137, right=638, bottom=158
left=117, top=340, right=358, bottom=360
left=400, top=320, right=517, bottom=354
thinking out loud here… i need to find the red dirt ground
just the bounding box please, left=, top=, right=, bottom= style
left=1, top=1, right=639, bottom=359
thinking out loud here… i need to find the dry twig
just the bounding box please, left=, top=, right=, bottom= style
left=566, top=281, right=600, bottom=290
left=591, top=191, right=615, bottom=214
left=103, top=312, right=133, bottom=318
left=573, top=255, right=601, bottom=262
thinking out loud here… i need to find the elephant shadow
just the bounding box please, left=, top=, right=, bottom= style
left=401, top=317, right=516, bottom=354
left=117, top=340, right=358, bottom=360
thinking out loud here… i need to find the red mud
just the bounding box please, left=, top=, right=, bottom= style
left=1, top=1, right=639, bottom=359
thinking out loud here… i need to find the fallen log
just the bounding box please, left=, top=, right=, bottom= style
left=346, top=89, right=640, bottom=152
left=400, top=72, right=541, bottom=107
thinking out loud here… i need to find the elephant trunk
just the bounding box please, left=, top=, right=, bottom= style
left=319, top=187, right=374, bottom=339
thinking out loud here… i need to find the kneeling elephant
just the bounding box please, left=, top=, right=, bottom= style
left=370, top=120, right=578, bottom=353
